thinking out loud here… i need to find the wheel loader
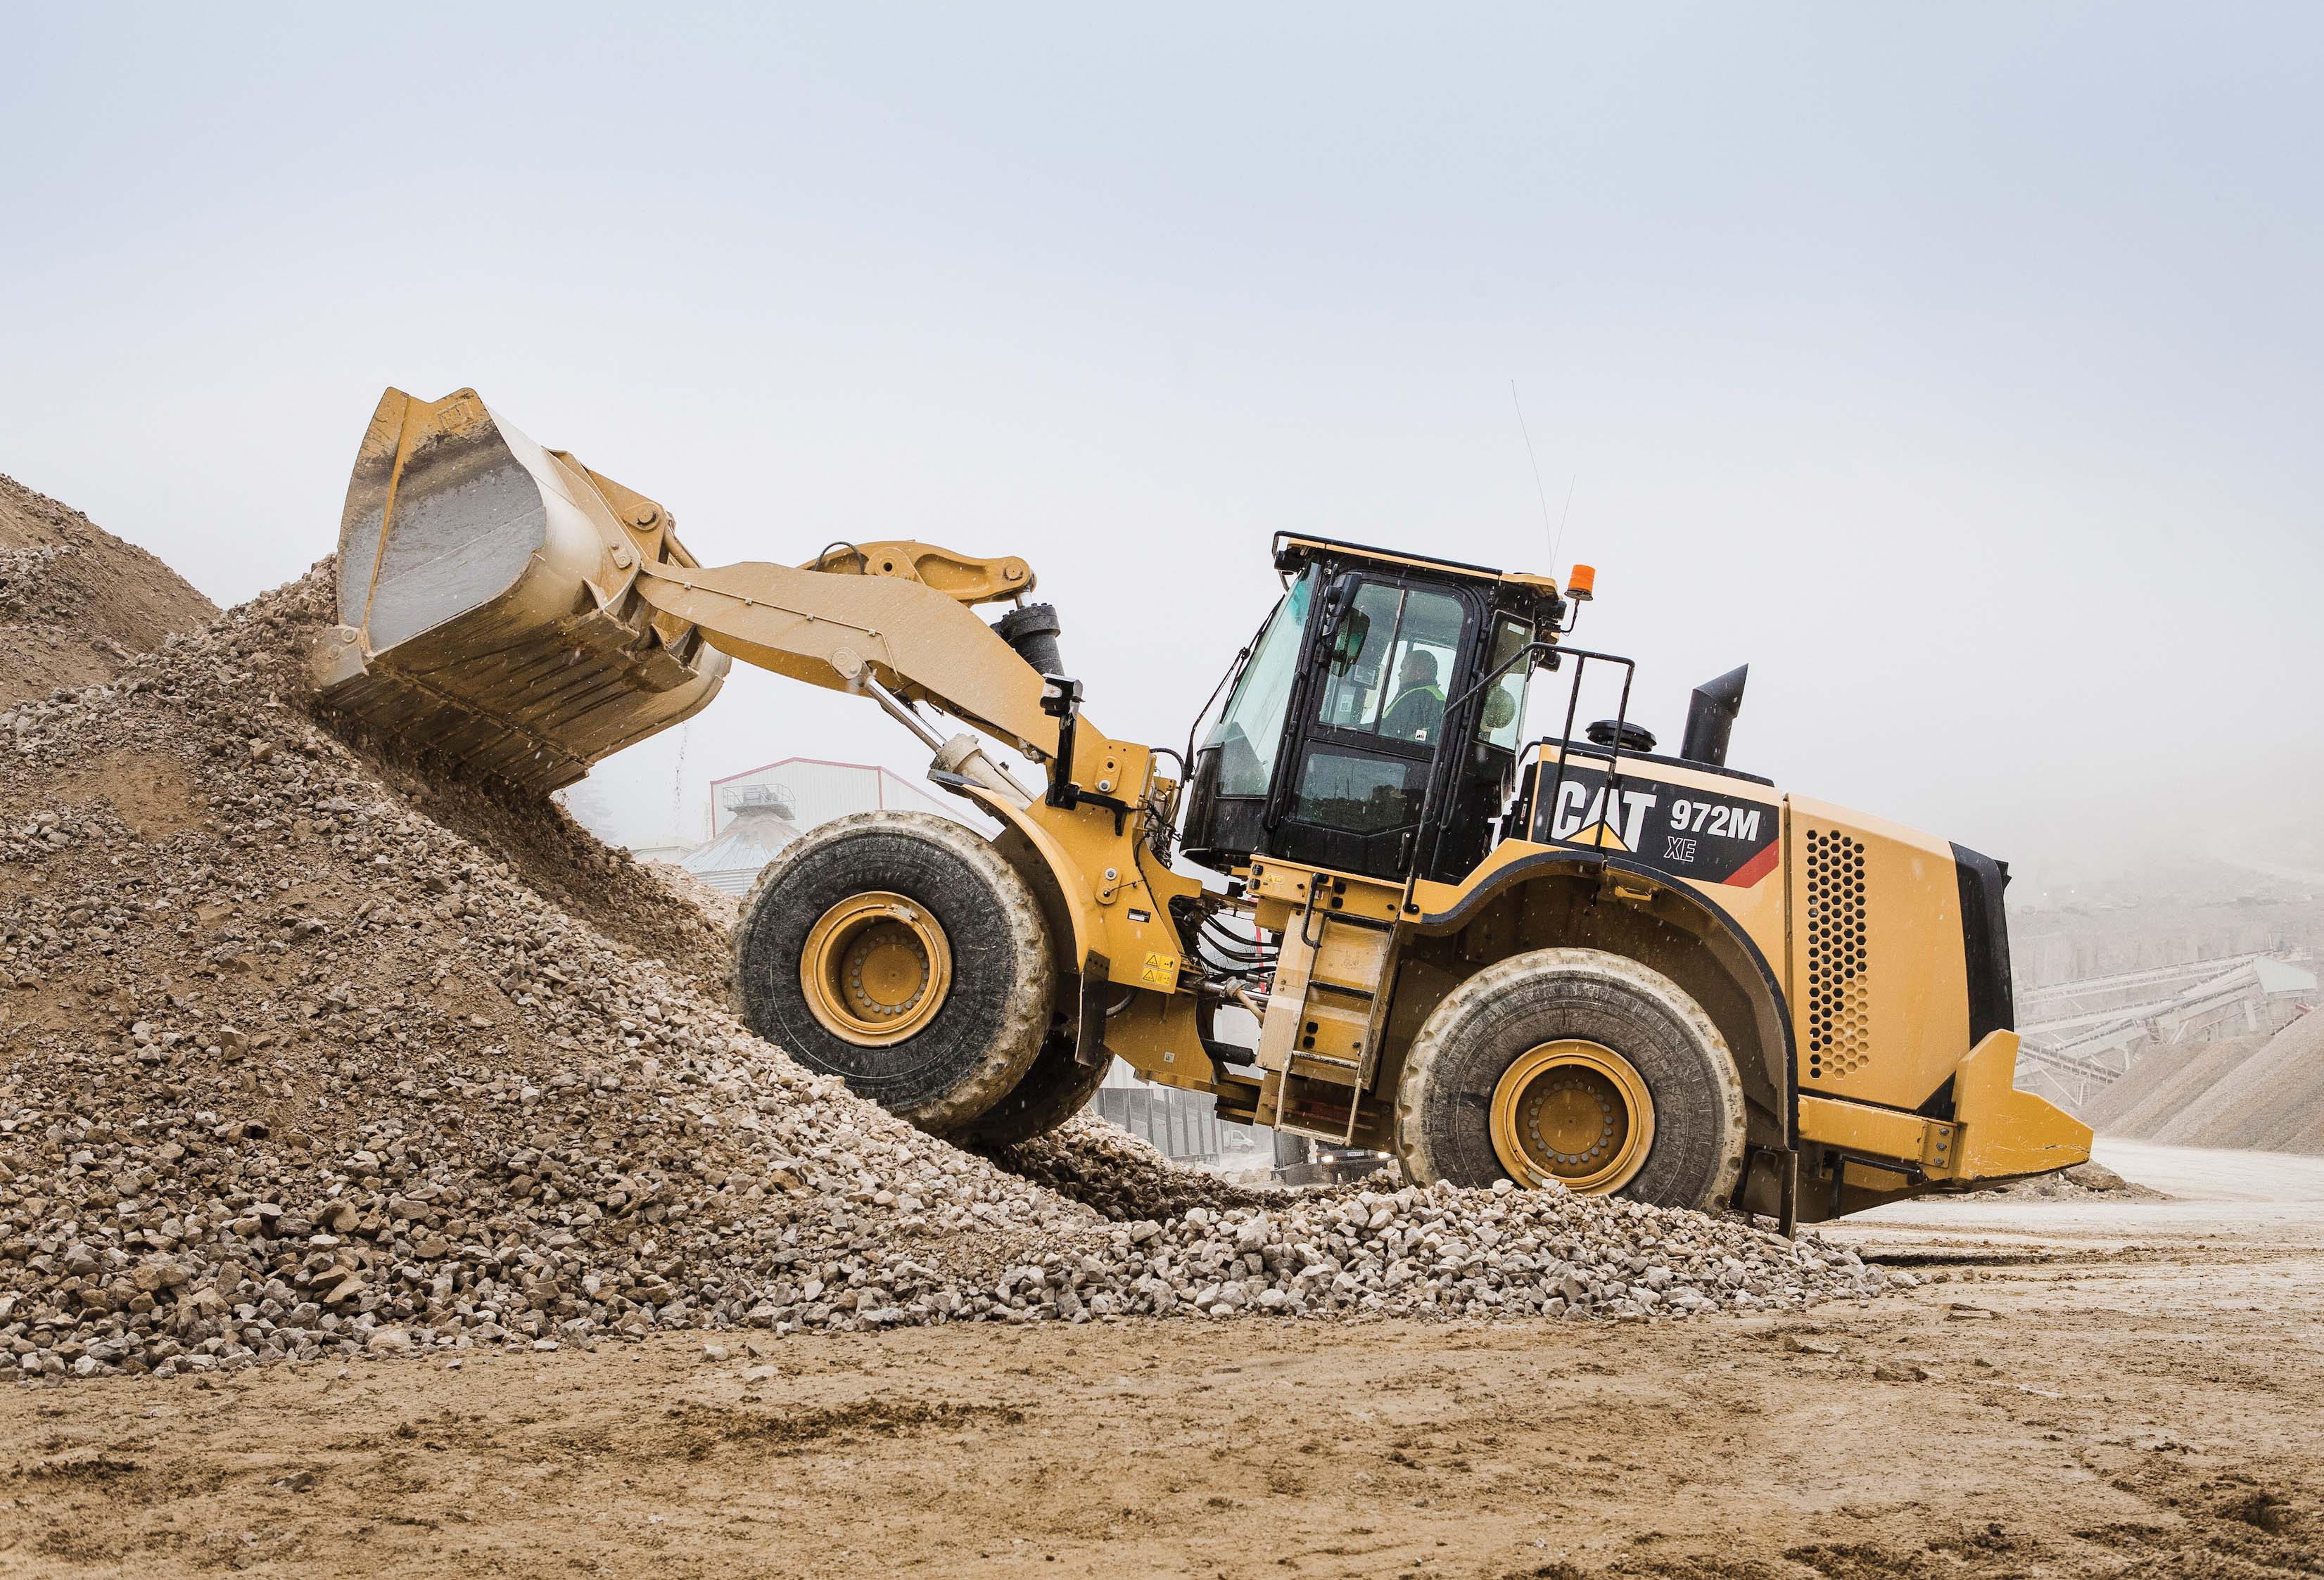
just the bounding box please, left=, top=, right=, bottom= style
left=317, top=386, right=2092, bottom=1226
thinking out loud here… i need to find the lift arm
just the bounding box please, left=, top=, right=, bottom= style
left=633, top=547, right=1205, bottom=1013
left=630, top=552, right=1066, bottom=760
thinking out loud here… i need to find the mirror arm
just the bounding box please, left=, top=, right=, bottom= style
left=1444, top=639, right=1558, bottom=718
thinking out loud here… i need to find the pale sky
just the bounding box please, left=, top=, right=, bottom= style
left=7, top=6, right=2320, bottom=898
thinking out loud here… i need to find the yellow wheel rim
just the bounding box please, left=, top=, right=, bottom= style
left=1489, top=1040, right=1656, bottom=1194
left=799, top=891, right=953, bottom=1047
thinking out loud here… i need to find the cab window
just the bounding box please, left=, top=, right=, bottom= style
left=1474, top=616, right=1532, bottom=752
left=1312, top=581, right=1464, bottom=747
left=1292, top=750, right=1430, bottom=834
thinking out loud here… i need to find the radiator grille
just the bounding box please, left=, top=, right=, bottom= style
left=1805, top=829, right=1870, bottom=1082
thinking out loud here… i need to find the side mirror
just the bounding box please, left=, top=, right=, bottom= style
left=1318, top=573, right=1369, bottom=670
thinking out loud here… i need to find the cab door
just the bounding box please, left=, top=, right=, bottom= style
left=1268, top=575, right=1477, bottom=880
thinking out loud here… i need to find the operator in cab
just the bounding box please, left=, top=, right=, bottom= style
left=1381, top=649, right=1447, bottom=742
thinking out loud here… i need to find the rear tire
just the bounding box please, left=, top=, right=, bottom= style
left=1392, top=948, right=1746, bottom=1211
left=734, top=811, right=1052, bottom=1135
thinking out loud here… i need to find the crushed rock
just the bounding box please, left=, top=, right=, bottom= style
left=2150, top=1009, right=2324, bottom=1156
left=2078, top=1032, right=2269, bottom=1139
left=991, top=1114, right=1278, bottom=1222
left=1978, top=1159, right=2166, bottom=1201
left=0, top=552, right=1889, bottom=1382
left=640, top=861, right=739, bottom=931
left=0, top=474, right=217, bottom=710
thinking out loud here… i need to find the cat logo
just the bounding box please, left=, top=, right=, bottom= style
left=1532, top=762, right=1781, bottom=888
left=1547, top=778, right=1659, bottom=850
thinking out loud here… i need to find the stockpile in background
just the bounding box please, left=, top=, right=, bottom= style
left=2082, top=1034, right=2269, bottom=1137
left=0, top=476, right=217, bottom=710
left=2148, top=1013, right=2324, bottom=1156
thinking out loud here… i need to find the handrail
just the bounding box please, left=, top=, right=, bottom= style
left=1399, top=639, right=1637, bottom=909
left=1535, top=647, right=1639, bottom=852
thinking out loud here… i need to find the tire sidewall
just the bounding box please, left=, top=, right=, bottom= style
left=1395, top=948, right=1746, bottom=1210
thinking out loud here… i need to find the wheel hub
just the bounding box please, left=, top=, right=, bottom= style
left=1490, top=1039, right=1656, bottom=1194
left=799, top=892, right=953, bottom=1047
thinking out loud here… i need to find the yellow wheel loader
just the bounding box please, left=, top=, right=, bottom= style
left=318, top=387, right=2091, bottom=1226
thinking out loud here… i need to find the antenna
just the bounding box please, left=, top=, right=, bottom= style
left=1509, top=381, right=1577, bottom=570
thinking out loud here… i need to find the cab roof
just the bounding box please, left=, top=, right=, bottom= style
left=1271, top=533, right=1564, bottom=606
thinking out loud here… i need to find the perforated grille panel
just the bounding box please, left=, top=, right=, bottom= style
left=1805, top=829, right=1870, bottom=1083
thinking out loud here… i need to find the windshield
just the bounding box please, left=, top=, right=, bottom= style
left=1202, top=569, right=1313, bottom=796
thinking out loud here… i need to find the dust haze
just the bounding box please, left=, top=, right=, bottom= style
left=6, top=6, right=2319, bottom=898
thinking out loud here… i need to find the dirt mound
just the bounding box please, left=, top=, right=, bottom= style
left=993, top=1114, right=1280, bottom=1221
left=323, top=726, right=732, bottom=998
left=0, top=475, right=216, bottom=708
left=2084, top=1033, right=2269, bottom=1138
left=2079, top=1042, right=2206, bottom=1132
left=644, top=861, right=739, bottom=930
left=2151, top=1012, right=2324, bottom=1154
left=0, top=543, right=1887, bottom=1380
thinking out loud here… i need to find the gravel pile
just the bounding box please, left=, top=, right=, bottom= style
left=1008, top=1116, right=1887, bottom=1323
left=0, top=549, right=1889, bottom=1382
left=0, top=473, right=217, bottom=709
left=640, top=860, right=740, bottom=931
left=2078, top=1033, right=2267, bottom=1134
left=1979, top=1159, right=2161, bottom=1201
left=2150, top=1009, right=2324, bottom=1156
left=993, top=1113, right=1276, bottom=1222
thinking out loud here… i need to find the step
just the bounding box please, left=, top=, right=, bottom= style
left=1288, top=1050, right=1362, bottom=1088
left=1272, top=1072, right=1359, bottom=1142
left=1290, top=999, right=1373, bottom=1069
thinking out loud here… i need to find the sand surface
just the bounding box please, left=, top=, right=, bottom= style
left=1, top=1142, right=2317, bottom=1578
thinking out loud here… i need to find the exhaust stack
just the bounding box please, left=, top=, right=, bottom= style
left=1679, top=664, right=1748, bottom=768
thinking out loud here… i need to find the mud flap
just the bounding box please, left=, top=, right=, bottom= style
left=1072, top=951, right=1113, bottom=1067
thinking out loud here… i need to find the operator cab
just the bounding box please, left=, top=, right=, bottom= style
left=1182, top=534, right=1565, bottom=884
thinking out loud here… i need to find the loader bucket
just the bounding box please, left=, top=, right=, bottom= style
left=313, top=388, right=730, bottom=792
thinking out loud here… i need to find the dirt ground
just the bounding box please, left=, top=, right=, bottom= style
left=1, top=1140, right=2318, bottom=1579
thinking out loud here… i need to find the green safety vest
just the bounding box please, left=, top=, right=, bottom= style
left=1383, top=682, right=1445, bottom=739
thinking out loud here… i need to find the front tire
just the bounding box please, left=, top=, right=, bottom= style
left=734, top=811, right=1053, bottom=1135
left=959, top=1023, right=1110, bottom=1147
left=1392, top=948, right=1746, bottom=1211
